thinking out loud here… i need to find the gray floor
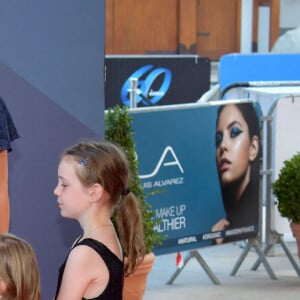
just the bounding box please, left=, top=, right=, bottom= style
left=144, top=241, right=300, bottom=299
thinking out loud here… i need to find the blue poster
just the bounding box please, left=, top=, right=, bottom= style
left=132, top=100, right=261, bottom=255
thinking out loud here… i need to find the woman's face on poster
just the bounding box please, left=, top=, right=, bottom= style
left=215, top=105, right=257, bottom=187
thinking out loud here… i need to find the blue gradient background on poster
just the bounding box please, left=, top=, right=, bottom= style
left=132, top=104, right=225, bottom=254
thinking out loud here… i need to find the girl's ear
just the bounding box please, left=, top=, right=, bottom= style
left=89, top=183, right=104, bottom=203
left=249, top=135, right=259, bottom=162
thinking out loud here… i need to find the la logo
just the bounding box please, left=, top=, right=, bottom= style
left=139, top=146, right=184, bottom=179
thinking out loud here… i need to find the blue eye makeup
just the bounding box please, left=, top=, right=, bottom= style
left=215, top=127, right=243, bottom=148
left=215, top=132, right=223, bottom=147
left=230, top=127, right=242, bottom=138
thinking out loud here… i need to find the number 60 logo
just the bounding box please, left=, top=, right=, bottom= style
left=121, top=65, right=172, bottom=106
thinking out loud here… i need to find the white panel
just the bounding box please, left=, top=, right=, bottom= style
left=274, top=96, right=300, bottom=239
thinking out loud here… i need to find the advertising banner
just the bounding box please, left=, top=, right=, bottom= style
left=131, top=100, right=262, bottom=255
left=105, top=55, right=210, bottom=108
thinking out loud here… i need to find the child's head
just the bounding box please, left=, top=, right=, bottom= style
left=57, top=140, right=145, bottom=274
left=0, top=233, right=41, bottom=300
left=60, top=140, right=130, bottom=206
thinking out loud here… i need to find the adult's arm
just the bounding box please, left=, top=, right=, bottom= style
left=0, top=150, right=9, bottom=233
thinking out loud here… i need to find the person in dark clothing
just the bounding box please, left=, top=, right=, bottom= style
left=53, top=141, right=145, bottom=299
left=0, top=97, right=19, bottom=233
left=212, top=102, right=261, bottom=244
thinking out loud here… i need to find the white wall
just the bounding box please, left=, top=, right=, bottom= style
left=240, top=0, right=300, bottom=53
left=240, top=0, right=253, bottom=53
left=280, top=0, right=300, bottom=28
left=258, top=6, right=270, bottom=52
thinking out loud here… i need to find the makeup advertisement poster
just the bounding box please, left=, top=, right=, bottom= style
left=131, top=100, right=262, bottom=255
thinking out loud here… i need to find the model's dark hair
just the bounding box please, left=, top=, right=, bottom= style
left=216, top=102, right=261, bottom=160
left=62, top=140, right=145, bottom=275
left=213, top=103, right=262, bottom=242
left=216, top=102, right=260, bottom=138
left=216, top=102, right=262, bottom=213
